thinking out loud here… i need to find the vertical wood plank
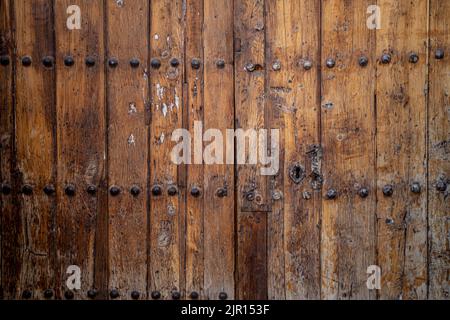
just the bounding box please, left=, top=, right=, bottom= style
left=429, top=0, right=450, bottom=300
left=203, top=0, right=235, bottom=300
left=55, top=0, right=106, bottom=300
left=185, top=0, right=205, bottom=300
left=10, top=0, right=56, bottom=300
left=149, top=0, right=184, bottom=299
left=106, top=0, right=149, bottom=300
left=321, top=0, right=376, bottom=299
left=0, top=0, right=15, bottom=299
left=234, top=0, right=268, bottom=301
left=376, top=0, right=428, bottom=300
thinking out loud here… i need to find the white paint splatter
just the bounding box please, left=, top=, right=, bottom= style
left=154, top=34, right=159, bottom=40
left=162, top=103, right=168, bottom=117
left=116, top=0, right=124, bottom=7
left=156, top=83, right=164, bottom=101
left=128, top=102, right=137, bottom=114
left=175, top=89, right=180, bottom=109
left=158, top=133, right=165, bottom=145
left=128, top=134, right=136, bottom=146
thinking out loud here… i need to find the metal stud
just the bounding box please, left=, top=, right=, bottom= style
left=245, top=63, right=256, bottom=72
left=219, top=292, right=228, bottom=300
left=64, top=291, right=74, bottom=300
left=44, top=289, right=53, bottom=299
left=22, top=185, right=33, bottom=196
left=151, top=291, right=161, bottom=300
left=382, top=184, right=394, bottom=197
left=1, top=184, right=12, bottom=195
left=303, top=59, right=313, bottom=70
left=87, top=185, right=97, bottom=195
left=381, top=53, right=391, bottom=64
left=42, top=56, right=54, bottom=68
left=65, top=184, right=76, bottom=197
left=110, top=289, right=120, bottom=299
left=172, top=291, right=181, bottom=300
left=358, top=187, right=369, bottom=198
left=43, top=185, right=56, bottom=196
left=151, top=58, right=161, bottom=69
left=22, top=290, right=32, bottom=300
left=385, top=218, right=394, bottom=225
left=216, top=59, right=225, bottom=69
left=170, top=58, right=180, bottom=68
left=246, top=191, right=255, bottom=202
left=436, top=181, right=447, bottom=192
left=22, top=56, right=32, bottom=67
left=191, top=58, right=201, bottom=69
left=326, top=189, right=338, bottom=200
left=131, top=291, right=140, bottom=300
left=191, top=186, right=201, bottom=198
left=152, top=185, right=163, bottom=196
left=359, top=56, right=369, bottom=67
left=130, top=186, right=141, bottom=197
left=189, top=291, right=199, bottom=300
left=87, top=289, right=97, bottom=299
left=272, top=60, right=281, bottom=71
left=130, top=58, right=140, bottom=68
left=326, top=58, right=335, bottom=68
left=167, top=185, right=178, bottom=196
left=109, top=186, right=121, bottom=196
left=108, top=58, right=119, bottom=68
left=410, top=182, right=421, bottom=194
left=85, top=56, right=96, bottom=67
left=64, top=56, right=75, bottom=67
left=0, top=55, right=10, bottom=66
left=408, top=52, right=419, bottom=64
left=217, top=188, right=228, bottom=198
left=435, top=48, right=445, bottom=60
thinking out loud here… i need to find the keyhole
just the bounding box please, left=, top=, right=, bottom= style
left=289, top=163, right=305, bottom=184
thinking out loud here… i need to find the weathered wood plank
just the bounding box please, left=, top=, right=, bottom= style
left=428, top=0, right=450, bottom=300
left=203, top=0, right=235, bottom=300
left=321, top=0, right=376, bottom=299
left=10, top=0, right=56, bottom=300
left=106, top=0, right=149, bottom=300
left=149, top=0, right=184, bottom=299
left=185, top=0, right=204, bottom=300
left=55, top=0, right=106, bottom=300
left=376, top=0, right=428, bottom=300
left=234, top=0, right=268, bottom=301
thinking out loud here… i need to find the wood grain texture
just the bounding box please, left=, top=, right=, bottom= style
left=429, top=0, right=450, bottom=300
left=11, top=0, right=56, bottom=300
left=55, top=0, right=106, bottom=299
left=376, top=0, right=428, bottom=300
left=149, top=0, right=184, bottom=299
left=321, top=0, right=376, bottom=300
left=203, top=0, right=235, bottom=300
left=106, top=0, right=149, bottom=300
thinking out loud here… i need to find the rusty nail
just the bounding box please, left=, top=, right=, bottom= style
left=272, top=190, right=282, bottom=201
left=130, top=58, right=140, bottom=68
left=409, top=52, right=419, bottom=64
left=216, top=59, right=225, bottom=69
left=108, top=58, right=119, bottom=68
left=87, top=185, right=97, bottom=195
left=110, top=186, right=121, bottom=196
left=358, top=188, right=369, bottom=198
left=64, top=56, right=75, bottom=67
left=22, top=56, right=32, bottom=67
left=130, top=186, right=141, bottom=197
left=22, top=290, right=32, bottom=299
left=410, top=182, right=421, bottom=194
left=44, top=185, right=56, bottom=196
left=42, top=56, right=54, bottom=68
left=168, top=185, right=178, bottom=196
left=151, top=291, right=161, bottom=300
left=359, top=56, right=369, bottom=67
left=436, top=181, right=447, bottom=192
left=22, top=185, right=33, bottom=196
left=272, top=60, right=281, bottom=71
left=85, top=56, right=96, bottom=67
left=170, top=58, right=180, bottom=67
left=190, top=291, right=199, bottom=299
left=326, top=189, right=338, bottom=200
left=152, top=185, right=163, bottom=196
left=191, top=186, right=201, bottom=198
left=110, top=289, right=120, bottom=299
left=245, top=63, right=256, bottom=72
left=219, top=292, right=228, bottom=300
left=44, top=289, right=53, bottom=299
left=382, top=184, right=394, bottom=197
left=1, top=184, right=12, bottom=195
left=326, top=58, right=335, bottom=68
left=65, top=291, right=74, bottom=300
left=151, top=58, right=161, bottom=69
left=435, top=48, right=445, bottom=60
left=131, top=291, right=140, bottom=300
left=0, top=55, right=10, bottom=66
left=381, top=53, right=391, bottom=64
left=216, top=188, right=228, bottom=198
left=191, top=58, right=201, bottom=69
left=303, top=59, right=313, bottom=70
left=87, top=289, right=97, bottom=299
left=65, top=184, right=76, bottom=197
left=172, top=291, right=181, bottom=300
